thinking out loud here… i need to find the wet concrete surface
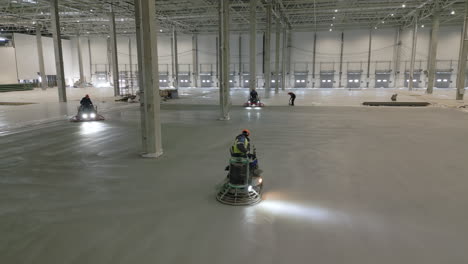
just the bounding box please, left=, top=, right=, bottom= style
left=1, top=104, right=468, bottom=264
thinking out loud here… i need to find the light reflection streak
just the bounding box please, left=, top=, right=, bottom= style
left=243, top=192, right=335, bottom=223
left=80, top=122, right=106, bottom=135
left=257, top=200, right=331, bottom=221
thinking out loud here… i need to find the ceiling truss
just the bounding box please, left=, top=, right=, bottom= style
left=0, top=0, right=466, bottom=38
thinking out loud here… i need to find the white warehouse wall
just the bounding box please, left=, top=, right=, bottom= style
left=0, top=47, right=18, bottom=84
left=13, top=33, right=74, bottom=85
left=5, top=25, right=465, bottom=88
left=13, top=33, right=39, bottom=80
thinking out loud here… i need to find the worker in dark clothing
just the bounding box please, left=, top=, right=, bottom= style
left=80, top=94, right=93, bottom=110
left=288, top=92, right=296, bottom=106
left=391, top=93, right=398, bottom=102
left=250, top=89, right=259, bottom=103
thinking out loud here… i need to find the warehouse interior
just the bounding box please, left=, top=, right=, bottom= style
left=1, top=0, right=468, bottom=263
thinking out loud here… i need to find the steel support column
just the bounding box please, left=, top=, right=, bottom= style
left=36, top=24, right=47, bottom=90
left=109, top=10, right=120, bottom=96
left=287, top=30, right=292, bottom=87
left=77, top=33, right=85, bottom=86
left=393, top=27, right=402, bottom=88
left=456, top=0, right=468, bottom=100
left=106, top=37, right=111, bottom=81
left=128, top=37, right=134, bottom=94
left=134, top=0, right=147, bottom=153
left=192, top=34, right=199, bottom=87
left=135, top=0, right=162, bottom=158
left=170, top=37, right=174, bottom=80
left=274, top=16, right=280, bottom=94
left=249, top=0, right=257, bottom=91
left=172, top=26, right=179, bottom=89
left=409, top=15, right=419, bottom=91
left=281, top=27, right=287, bottom=90
left=219, top=0, right=230, bottom=120
left=312, top=32, right=317, bottom=87
left=427, top=10, right=440, bottom=94
left=366, top=29, right=373, bottom=88
left=339, top=32, right=344, bottom=88
left=239, top=34, right=242, bottom=88
left=215, top=36, right=219, bottom=82
left=50, top=0, right=66, bottom=102
left=88, top=38, right=92, bottom=82
left=264, top=3, right=272, bottom=94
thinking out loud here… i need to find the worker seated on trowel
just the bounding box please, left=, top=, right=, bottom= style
left=226, top=129, right=262, bottom=177
left=80, top=94, right=93, bottom=110
left=249, top=90, right=259, bottom=104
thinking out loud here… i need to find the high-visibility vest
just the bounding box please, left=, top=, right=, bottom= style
left=231, top=135, right=249, bottom=155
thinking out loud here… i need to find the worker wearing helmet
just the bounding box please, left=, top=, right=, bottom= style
left=80, top=94, right=93, bottom=110
left=230, top=129, right=251, bottom=158
left=228, top=129, right=263, bottom=177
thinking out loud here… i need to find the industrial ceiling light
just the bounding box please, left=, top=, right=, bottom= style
left=421, top=24, right=424, bottom=28
left=331, top=23, right=333, bottom=26
left=332, top=16, right=336, bottom=19
left=402, top=4, right=406, bottom=8
left=374, top=26, right=378, bottom=29
left=391, top=13, right=394, bottom=16
left=382, top=21, right=385, bottom=23
left=451, top=10, right=455, bottom=15
left=334, top=9, right=338, bottom=12
left=160, top=29, right=163, bottom=32
left=329, top=28, right=332, bottom=31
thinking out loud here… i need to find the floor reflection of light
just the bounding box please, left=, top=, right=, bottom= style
left=80, top=122, right=106, bottom=135
left=245, top=191, right=334, bottom=222
left=257, top=200, right=331, bottom=221
left=245, top=107, right=262, bottom=110
left=246, top=110, right=261, bottom=120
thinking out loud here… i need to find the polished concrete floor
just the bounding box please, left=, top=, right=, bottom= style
left=1, top=102, right=468, bottom=263
left=2, top=86, right=467, bottom=133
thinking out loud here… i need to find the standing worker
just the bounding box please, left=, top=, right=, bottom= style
left=288, top=92, right=296, bottom=106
